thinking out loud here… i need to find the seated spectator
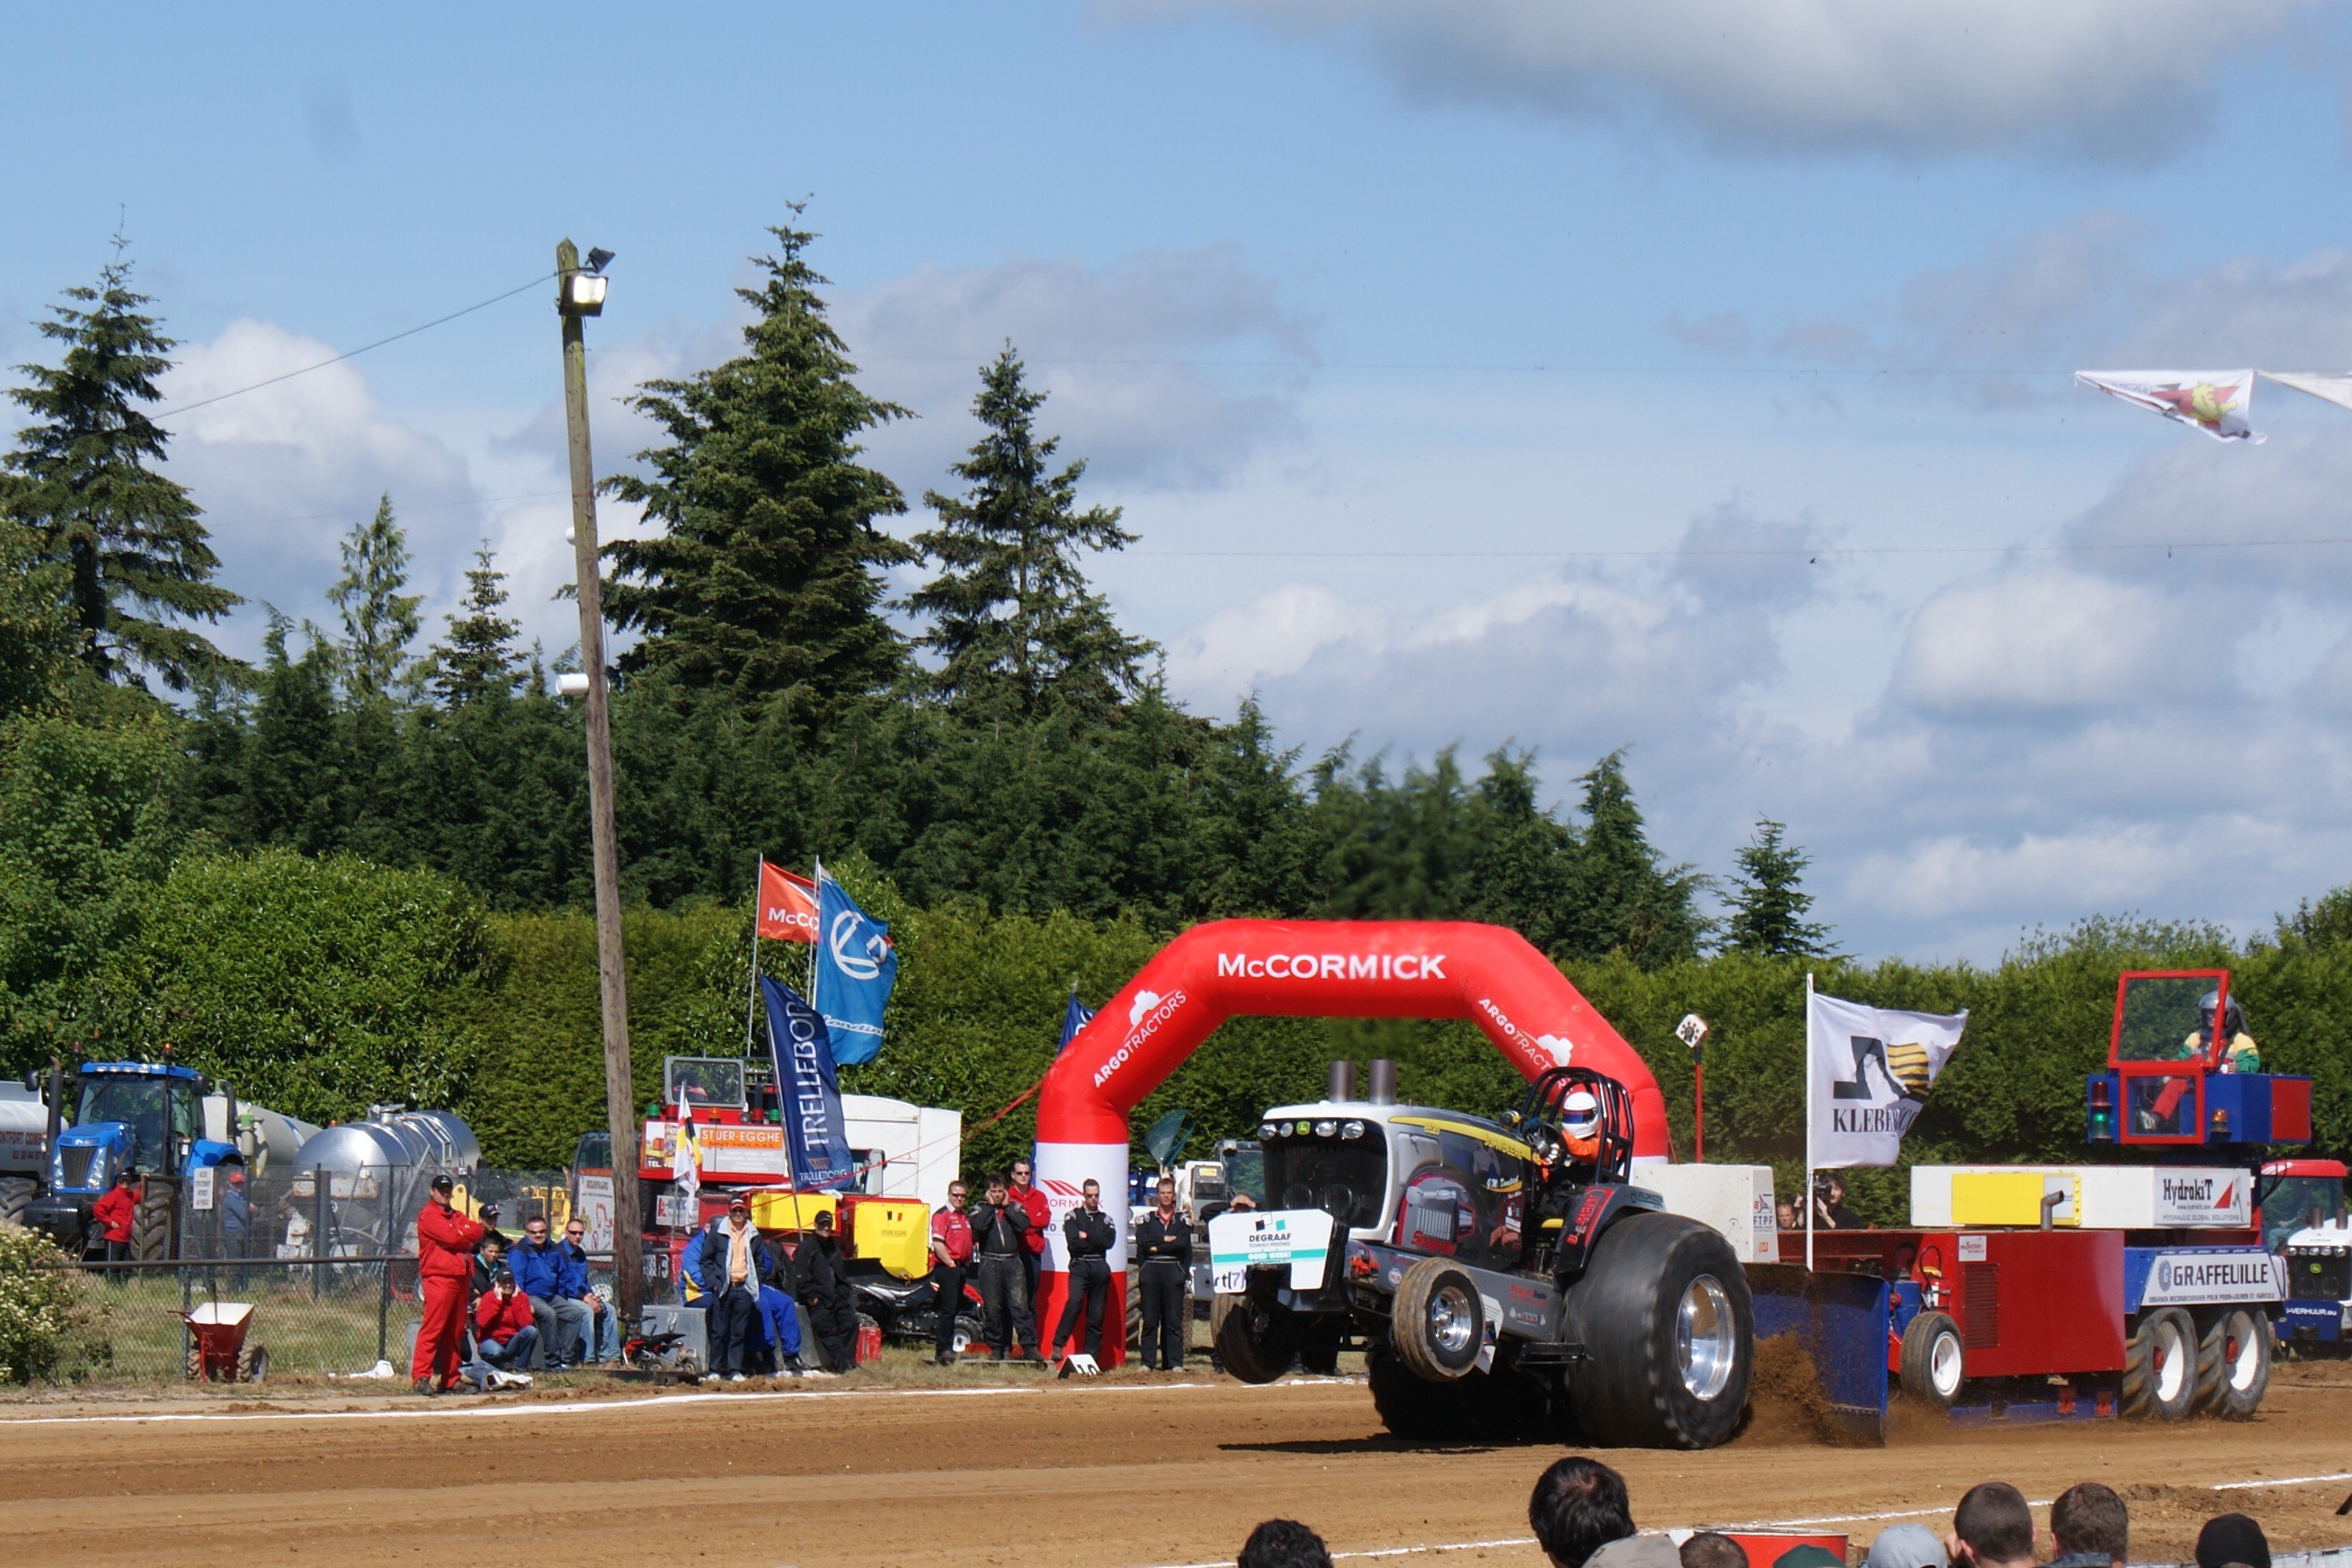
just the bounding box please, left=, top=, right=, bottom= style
left=1864, top=1523, right=1947, bottom=1568
left=560, top=1218, right=618, bottom=1365
left=509, top=1214, right=588, bottom=1369
left=1530, top=1457, right=1635, bottom=1568
left=1681, top=1533, right=1748, bottom=1568
left=2049, top=1483, right=2128, bottom=1568
left=1239, top=1519, right=1332, bottom=1568
left=470, top=1235, right=506, bottom=1305
left=1776, top=1199, right=1800, bottom=1231
left=1945, top=1483, right=2035, bottom=1568
left=472, top=1269, right=540, bottom=1379
left=2194, top=1515, right=2270, bottom=1568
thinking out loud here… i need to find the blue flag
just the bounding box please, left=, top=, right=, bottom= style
left=761, top=976, right=855, bottom=1192
left=1056, top=988, right=1095, bottom=1055
left=813, top=868, right=897, bottom=1066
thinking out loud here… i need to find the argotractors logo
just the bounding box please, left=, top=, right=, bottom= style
left=1092, top=988, right=1188, bottom=1088
left=1215, top=950, right=1448, bottom=981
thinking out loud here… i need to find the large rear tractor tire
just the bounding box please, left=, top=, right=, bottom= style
left=1898, top=1310, right=1965, bottom=1410
left=2193, top=1307, right=2270, bottom=1419
left=1367, top=1343, right=1472, bottom=1441
left=1211, top=1294, right=1299, bottom=1385
left=133, top=1178, right=178, bottom=1264
left=2121, top=1307, right=2197, bottom=1421
left=1297, top=1316, right=1344, bottom=1376
left=1559, top=1210, right=1753, bottom=1450
left=0, top=1175, right=33, bottom=1229
left=1390, top=1257, right=1485, bottom=1384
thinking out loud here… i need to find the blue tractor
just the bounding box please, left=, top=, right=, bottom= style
left=23, top=1062, right=246, bottom=1261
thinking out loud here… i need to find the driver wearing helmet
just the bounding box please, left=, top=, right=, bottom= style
left=2185, top=990, right=2261, bottom=1074
left=1559, top=1087, right=1604, bottom=1165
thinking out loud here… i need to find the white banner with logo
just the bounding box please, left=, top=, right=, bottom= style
left=1807, top=989, right=1968, bottom=1169
left=2138, top=1248, right=2285, bottom=1307
left=1208, top=1209, right=1336, bottom=1294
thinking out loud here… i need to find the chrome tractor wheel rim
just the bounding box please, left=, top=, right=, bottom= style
left=1930, top=1331, right=1963, bottom=1398
left=1428, top=1283, right=1477, bottom=1356
left=1677, top=1274, right=1737, bottom=1401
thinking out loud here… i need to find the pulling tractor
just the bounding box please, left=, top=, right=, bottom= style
left=1212, top=1063, right=1755, bottom=1449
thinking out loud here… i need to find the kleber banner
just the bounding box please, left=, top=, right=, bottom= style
left=2075, top=370, right=2263, bottom=444
left=755, top=860, right=819, bottom=943
left=813, top=868, right=896, bottom=1065
left=762, top=975, right=856, bottom=1191
left=1808, top=990, right=1968, bottom=1168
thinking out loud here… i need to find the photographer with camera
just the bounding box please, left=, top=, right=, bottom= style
left=1812, top=1175, right=1858, bottom=1230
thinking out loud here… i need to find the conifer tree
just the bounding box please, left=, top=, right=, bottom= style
left=328, top=494, right=421, bottom=702
left=1563, top=751, right=1708, bottom=965
left=1725, top=816, right=1835, bottom=957
left=601, top=215, right=911, bottom=714
left=426, top=543, right=523, bottom=707
left=905, top=345, right=1152, bottom=716
left=3, top=238, right=238, bottom=690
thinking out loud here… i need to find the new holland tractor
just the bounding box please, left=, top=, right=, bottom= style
left=1211, top=1065, right=1752, bottom=1449
left=20, top=1062, right=249, bottom=1261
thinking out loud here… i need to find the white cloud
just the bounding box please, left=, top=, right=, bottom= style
left=1119, top=0, right=2306, bottom=158
left=1887, top=567, right=2212, bottom=717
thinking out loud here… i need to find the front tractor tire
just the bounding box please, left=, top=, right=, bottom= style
left=1559, top=1210, right=1753, bottom=1450
left=1212, top=1293, right=1299, bottom=1385
left=2121, top=1307, right=2196, bottom=1421
left=1390, top=1257, right=1485, bottom=1383
left=1898, top=1310, right=1965, bottom=1409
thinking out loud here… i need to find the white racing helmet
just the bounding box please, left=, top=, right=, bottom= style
left=1562, top=1087, right=1602, bottom=1140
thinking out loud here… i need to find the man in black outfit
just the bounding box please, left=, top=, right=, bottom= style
left=1133, top=1174, right=1192, bottom=1371
left=1052, top=1178, right=1115, bottom=1363
left=792, top=1210, right=860, bottom=1371
left=694, top=1195, right=771, bottom=1383
left=967, top=1171, right=1040, bottom=1362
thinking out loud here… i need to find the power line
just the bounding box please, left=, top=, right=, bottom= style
left=583, top=344, right=2059, bottom=377
left=1130, top=535, right=2352, bottom=561
left=158, top=273, right=555, bottom=419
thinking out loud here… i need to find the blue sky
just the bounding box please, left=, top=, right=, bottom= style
left=9, top=2, right=2352, bottom=962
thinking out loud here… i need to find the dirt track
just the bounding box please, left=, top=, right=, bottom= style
left=2, top=1362, right=2347, bottom=1568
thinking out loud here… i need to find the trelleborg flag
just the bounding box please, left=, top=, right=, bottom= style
left=762, top=975, right=856, bottom=1191
left=754, top=860, right=819, bottom=943
left=2074, top=370, right=2263, bottom=444
left=1807, top=989, right=1969, bottom=1168
left=1055, top=987, right=1095, bottom=1055
left=2260, top=371, right=2352, bottom=414
left=812, top=866, right=896, bottom=1067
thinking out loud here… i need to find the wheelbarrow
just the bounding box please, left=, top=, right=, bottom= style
left=172, top=1302, right=269, bottom=1383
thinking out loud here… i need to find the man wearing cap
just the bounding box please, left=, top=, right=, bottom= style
left=1864, top=1524, right=1948, bottom=1568
left=472, top=1266, right=540, bottom=1378
left=793, top=1210, right=858, bottom=1372
left=413, top=1174, right=486, bottom=1396
left=89, top=1169, right=138, bottom=1280
left=693, top=1194, right=772, bottom=1382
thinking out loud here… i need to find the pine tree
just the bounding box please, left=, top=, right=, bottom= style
left=601, top=214, right=912, bottom=715
left=3, top=238, right=239, bottom=690
left=238, top=611, right=342, bottom=852
left=328, top=494, right=421, bottom=702
left=905, top=345, right=1152, bottom=716
left=1563, top=751, right=1708, bottom=966
left=426, top=543, right=524, bottom=706
left=1724, top=817, right=1834, bottom=957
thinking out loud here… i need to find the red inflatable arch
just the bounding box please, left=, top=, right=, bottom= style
left=1028, top=920, right=1667, bottom=1366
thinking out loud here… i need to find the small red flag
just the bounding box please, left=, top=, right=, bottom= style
left=755, top=860, right=819, bottom=943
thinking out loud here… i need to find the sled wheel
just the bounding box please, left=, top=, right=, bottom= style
left=1560, top=1210, right=1752, bottom=1449
left=2122, top=1307, right=2196, bottom=1420
left=1367, top=1342, right=1473, bottom=1441
left=240, top=1344, right=269, bottom=1384
left=1391, top=1257, right=1484, bottom=1383
left=1211, top=1293, right=1298, bottom=1384
left=1124, top=1268, right=1143, bottom=1351
left=2194, top=1306, right=2270, bottom=1419
left=1898, top=1310, right=1965, bottom=1409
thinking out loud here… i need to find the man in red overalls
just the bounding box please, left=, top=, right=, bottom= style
left=412, top=1174, right=485, bottom=1396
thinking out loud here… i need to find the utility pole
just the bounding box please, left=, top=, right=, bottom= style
left=556, top=237, right=643, bottom=1319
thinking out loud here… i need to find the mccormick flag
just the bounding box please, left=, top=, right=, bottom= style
left=2075, top=370, right=2263, bottom=444
left=1807, top=989, right=1968, bottom=1168
left=762, top=975, right=855, bottom=1190
left=1055, top=987, right=1096, bottom=1055
left=2261, top=371, right=2352, bottom=414
left=754, top=860, right=819, bottom=943
left=813, top=866, right=896, bottom=1066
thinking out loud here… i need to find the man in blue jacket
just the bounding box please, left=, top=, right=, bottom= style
left=695, top=1196, right=779, bottom=1382
left=510, top=1214, right=589, bottom=1369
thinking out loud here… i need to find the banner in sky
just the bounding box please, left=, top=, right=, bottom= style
left=2074, top=370, right=2263, bottom=444
left=1807, top=989, right=1969, bottom=1169
left=813, top=867, right=896, bottom=1066
left=762, top=975, right=856, bottom=1191
left=2261, top=371, right=2352, bottom=414
left=754, top=860, right=819, bottom=943
left=1056, top=988, right=1096, bottom=1055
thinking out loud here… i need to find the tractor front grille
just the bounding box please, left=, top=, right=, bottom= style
left=2289, top=1252, right=2350, bottom=1302
left=55, top=1145, right=98, bottom=1192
